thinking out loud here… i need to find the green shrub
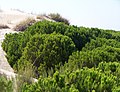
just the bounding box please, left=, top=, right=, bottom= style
left=2, top=21, right=89, bottom=71
left=18, top=33, right=76, bottom=75
left=0, top=76, right=13, bottom=92
left=2, top=18, right=120, bottom=91
left=25, top=21, right=90, bottom=50
left=22, top=68, right=117, bottom=92
left=2, top=33, right=25, bottom=67
left=68, top=46, right=120, bottom=69
left=82, top=38, right=120, bottom=51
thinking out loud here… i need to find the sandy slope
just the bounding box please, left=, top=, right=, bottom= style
left=0, top=29, right=16, bottom=72
left=0, top=9, right=35, bottom=28
left=0, top=9, right=35, bottom=74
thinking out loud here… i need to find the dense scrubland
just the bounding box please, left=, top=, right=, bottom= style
left=1, top=20, right=120, bottom=91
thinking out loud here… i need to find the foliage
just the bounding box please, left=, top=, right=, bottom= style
left=2, top=33, right=29, bottom=67
left=98, top=62, right=120, bottom=76
left=82, top=38, right=120, bottom=51
left=2, top=20, right=120, bottom=91
left=18, top=33, right=76, bottom=75
left=68, top=46, right=120, bottom=68
left=25, top=21, right=90, bottom=50
left=22, top=68, right=118, bottom=92
left=0, top=76, right=13, bottom=92
left=16, top=61, right=35, bottom=92
left=2, top=21, right=91, bottom=69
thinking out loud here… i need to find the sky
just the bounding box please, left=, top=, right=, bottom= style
left=0, top=0, right=120, bottom=31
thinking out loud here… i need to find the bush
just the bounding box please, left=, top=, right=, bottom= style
left=13, top=17, right=36, bottom=31
left=82, top=38, right=120, bottom=51
left=3, top=21, right=120, bottom=72
left=2, top=33, right=25, bottom=67
left=98, top=62, right=120, bottom=76
left=18, top=33, right=76, bottom=75
left=2, top=19, right=120, bottom=91
left=22, top=68, right=117, bottom=92
left=2, top=21, right=89, bottom=71
left=48, top=13, right=70, bottom=25
left=25, top=21, right=89, bottom=50
left=67, top=46, right=120, bottom=69
left=0, top=76, right=13, bottom=92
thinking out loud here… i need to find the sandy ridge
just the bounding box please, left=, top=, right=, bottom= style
left=0, top=9, right=35, bottom=73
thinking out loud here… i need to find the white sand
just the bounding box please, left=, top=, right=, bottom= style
left=0, top=9, right=36, bottom=28
left=0, top=9, right=35, bottom=73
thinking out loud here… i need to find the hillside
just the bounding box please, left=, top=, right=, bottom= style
left=0, top=9, right=53, bottom=77
left=1, top=9, right=120, bottom=92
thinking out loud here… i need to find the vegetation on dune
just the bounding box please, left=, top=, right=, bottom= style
left=18, top=33, right=76, bottom=76
left=2, top=20, right=120, bottom=91
left=48, top=13, right=70, bottom=25
left=13, top=17, right=36, bottom=31
left=68, top=46, right=120, bottom=69
left=0, top=76, right=13, bottom=92
left=22, top=68, right=118, bottom=92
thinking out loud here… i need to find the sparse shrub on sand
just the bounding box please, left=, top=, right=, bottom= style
left=36, top=15, right=43, bottom=19
left=48, top=13, right=70, bottom=25
left=36, top=14, right=46, bottom=19
left=36, top=14, right=47, bottom=21
left=13, top=18, right=36, bottom=31
left=0, top=24, right=9, bottom=29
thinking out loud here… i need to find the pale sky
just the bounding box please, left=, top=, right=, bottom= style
left=0, top=0, right=120, bottom=31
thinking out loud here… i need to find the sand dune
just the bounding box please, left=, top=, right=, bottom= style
left=0, top=9, right=54, bottom=78
left=0, top=9, right=36, bottom=73
left=0, top=9, right=35, bottom=28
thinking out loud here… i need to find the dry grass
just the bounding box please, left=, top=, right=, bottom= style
left=13, top=17, right=36, bottom=31
left=36, top=15, right=43, bottom=19
left=36, top=13, right=47, bottom=20
left=0, top=24, right=9, bottom=29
